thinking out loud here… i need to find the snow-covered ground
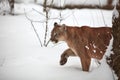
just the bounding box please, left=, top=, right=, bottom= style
left=0, top=3, right=114, bottom=80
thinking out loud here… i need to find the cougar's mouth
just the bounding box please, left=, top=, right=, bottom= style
left=52, top=40, right=58, bottom=43
left=50, top=38, right=58, bottom=43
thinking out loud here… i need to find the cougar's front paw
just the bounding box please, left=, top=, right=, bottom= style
left=60, top=58, right=67, bottom=65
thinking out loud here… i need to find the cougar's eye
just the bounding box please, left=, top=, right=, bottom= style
left=53, top=32, right=57, bottom=37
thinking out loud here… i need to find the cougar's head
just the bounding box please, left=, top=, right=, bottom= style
left=50, top=22, right=67, bottom=43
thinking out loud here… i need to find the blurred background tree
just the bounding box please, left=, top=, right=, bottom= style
left=107, top=0, right=120, bottom=80
left=8, top=0, right=14, bottom=15
left=34, top=0, right=37, bottom=3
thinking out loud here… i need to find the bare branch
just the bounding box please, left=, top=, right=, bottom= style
left=45, top=39, right=51, bottom=46
left=44, top=10, right=48, bottom=46
left=32, top=8, right=46, bottom=17
left=24, top=10, right=45, bottom=23
left=30, top=21, right=43, bottom=47
left=24, top=9, right=43, bottom=47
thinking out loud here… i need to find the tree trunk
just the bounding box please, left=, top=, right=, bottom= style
left=107, top=0, right=113, bottom=5
left=34, top=0, right=37, bottom=3
left=107, top=1, right=120, bottom=80
left=8, top=0, right=14, bottom=15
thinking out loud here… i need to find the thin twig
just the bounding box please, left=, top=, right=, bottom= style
left=30, top=22, right=43, bottom=47
left=32, top=8, right=46, bottom=17
left=24, top=9, right=43, bottom=47
left=44, top=11, right=48, bottom=46
left=45, top=39, right=51, bottom=46
left=24, top=10, right=45, bottom=23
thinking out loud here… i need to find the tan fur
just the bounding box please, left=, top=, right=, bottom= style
left=51, top=22, right=112, bottom=71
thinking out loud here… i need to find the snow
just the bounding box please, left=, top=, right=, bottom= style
left=0, top=0, right=10, bottom=15
left=65, top=0, right=107, bottom=6
left=39, top=0, right=107, bottom=7
left=85, top=46, right=89, bottom=50
left=0, top=3, right=114, bottom=80
left=93, top=44, right=97, bottom=48
left=105, top=36, right=113, bottom=57
left=112, top=0, right=119, bottom=19
left=112, top=0, right=119, bottom=6
left=93, top=50, right=96, bottom=53
left=113, top=6, right=119, bottom=19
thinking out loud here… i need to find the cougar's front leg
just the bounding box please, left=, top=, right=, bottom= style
left=60, top=48, right=76, bottom=65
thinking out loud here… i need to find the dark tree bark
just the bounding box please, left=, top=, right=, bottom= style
left=107, top=1, right=120, bottom=80
left=43, top=0, right=47, bottom=11
left=107, top=0, right=113, bottom=5
left=105, top=0, right=113, bottom=9
left=34, top=0, right=37, bottom=3
left=8, top=0, right=14, bottom=15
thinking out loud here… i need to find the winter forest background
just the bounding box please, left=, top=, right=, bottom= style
left=0, top=0, right=120, bottom=80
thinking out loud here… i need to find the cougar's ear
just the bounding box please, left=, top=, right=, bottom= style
left=62, top=24, right=67, bottom=31
left=60, top=24, right=67, bottom=31
left=54, top=22, right=58, bottom=27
